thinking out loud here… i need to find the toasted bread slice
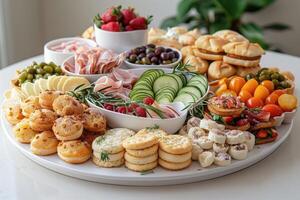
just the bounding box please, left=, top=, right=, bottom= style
left=250, top=119, right=276, bottom=131
left=225, top=123, right=251, bottom=131
left=208, top=103, right=244, bottom=117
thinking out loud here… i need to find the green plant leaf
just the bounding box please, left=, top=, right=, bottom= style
left=245, top=0, right=275, bottom=12
left=195, top=0, right=216, bottom=20
left=208, top=19, right=231, bottom=34
left=263, top=23, right=291, bottom=31
left=238, top=23, right=269, bottom=49
left=177, top=0, right=198, bottom=21
left=213, top=0, right=247, bottom=20
left=160, top=16, right=180, bottom=29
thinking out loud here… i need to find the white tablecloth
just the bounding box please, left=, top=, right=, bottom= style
left=1, top=52, right=300, bottom=200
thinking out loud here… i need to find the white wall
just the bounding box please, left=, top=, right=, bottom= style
left=2, top=0, right=300, bottom=67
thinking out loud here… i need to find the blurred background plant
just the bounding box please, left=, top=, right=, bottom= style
left=161, top=0, right=290, bottom=50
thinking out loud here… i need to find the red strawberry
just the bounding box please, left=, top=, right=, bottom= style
left=121, top=7, right=136, bottom=25
left=116, top=106, right=127, bottom=114
left=125, top=25, right=134, bottom=31
left=135, top=106, right=147, bottom=117
left=101, top=22, right=121, bottom=32
left=129, top=16, right=152, bottom=30
left=101, top=6, right=122, bottom=23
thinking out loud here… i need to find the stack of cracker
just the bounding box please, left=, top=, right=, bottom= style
left=123, top=131, right=159, bottom=172
left=158, top=135, right=193, bottom=170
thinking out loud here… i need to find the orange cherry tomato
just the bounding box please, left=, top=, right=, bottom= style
left=254, top=85, right=270, bottom=101
left=261, top=80, right=274, bottom=93
left=265, top=93, right=279, bottom=105
left=278, top=94, right=298, bottom=111
left=229, top=77, right=246, bottom=94
left=215, top=83, right=228, bottom=96
left=262, top=104, right=283, bottom=117
left=241, top=79, right=259, bottom=95
left=246, top=97, right=264, bottom=108
left=272, top=89, right=287, bottom=97
left=238, top=90, right=252, bottom=102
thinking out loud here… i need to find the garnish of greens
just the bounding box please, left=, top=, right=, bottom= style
left=140, top=170, right=154, bottom=175
left=100, top=151, right=109, bottom=161
left=145, top=124, right=160, bottom=130
left=68, top=84, right=166, bottom=119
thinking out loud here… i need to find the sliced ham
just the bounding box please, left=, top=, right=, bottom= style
left=146, top=102, right=180, bottom=119
left=109, top=68, right=138, bottom=89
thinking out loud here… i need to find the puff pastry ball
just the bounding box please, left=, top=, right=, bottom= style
left=82, top=108, right=106, bottom=133
left=52, top=116, right=83, bottom=141
left=29, top=109, right=57, bottom=132
left=183, top=55, right=209, bottom=74
left=30, top=131, right=59, bottom=155
left=57, top=140, right=91, bottom=164
left=208, top=61, right=236, bottom=81
left=21, top=96, right=41, bottom=118
left=5, top=103, right=24, bottom=125
left=13, top=118, right=38, bottom=143
left=53, top=95, right=84, bottom=116
left=39, top=90, right=63, bottom=110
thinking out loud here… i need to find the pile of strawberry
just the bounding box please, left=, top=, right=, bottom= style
left=94, top=5, right=152, bottom=32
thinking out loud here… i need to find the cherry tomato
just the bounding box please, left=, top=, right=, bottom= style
left=241, top=79, right=259, bottom=95
left=278, top=94, right=298, bottom=111
left=238, top=90, right=252, bottom=102
left=223, top=116, right=233, bottom=124
left=265, top=93, right=279, bottom=105
left=261, top=80, right=274, bottom=93
left=254, top=85, right=270, bottom=101
left=229, top=77, right=246, bottom=94
left=215, top=83, right=228, bottom=96
left=257, top=130, right=268, bottom=138
left=271, top=89, right=287, bottom=97
left=135, top=106, right=147, bottom=117
left=143, top=97, right=155, bottom=105
left=246, top=97, right=264, bottom=108
left=262, top=104, right=283, bottom=117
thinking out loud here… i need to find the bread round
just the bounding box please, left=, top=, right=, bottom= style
left=5, top=103, right=24, bottom=125
left=223, top=56, right=260, bottom=68
left=236, top=65, right=260, bottom=77
left=223, top=42, right=264, bottom=57
left=213, top=30, right=248, bottom=42
left=92, top=134, right=125, bottom=154
left=225, top=123, right=250, bottom=131
left=178, top=34, right=196, bottom=46
left=207, top=103, right=244, bottom=117
left=53, top=95, right=84, bottom=116
left=159, top=135, right=192, bottom=155
left=52, top=116, right=83, bottom=141
left=30, top=131, right=59, bottom=155
left=126, top=144, right=159, bottom=158
left=183, top=55, right=209, bottom=74
left=208, top=61, right=236, bottom=81
left=193, top=48, right=223, bottom=61
left=125, top=152, right=158, bottom=165
left=14, top=118, right=38, bottom=143
left=181, top=46, right=194, bottom=58
left=159, top=149, right=191, bottom=163
left=57, top=140, right=91, bottom=164
left=82, top=108, right=106, bottom=133
left=195, top=35, right=228, bottom=53
left=125, top=160, right=157, bottom=172
left=158, top=158, right=191, bottom=170
left=39, top=90, right=63, bottom=110
left=21, top=96, right=41, bottom=117
left=29, top=109, right=57, bottom=132
left=123, top=134, right=158, bottom=150
left=93, top=155, right=124, bottom=168
left=135, top=128, right=167, bottom=140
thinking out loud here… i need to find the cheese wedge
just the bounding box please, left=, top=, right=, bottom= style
left=62, top=77, right=90, bottom=92
left=57, top=76, right=69, bottom=91
left=48, top=75, right=62, bottom=90
left=21, top=82, right=35, bottom=97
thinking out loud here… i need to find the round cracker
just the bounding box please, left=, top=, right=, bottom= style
left=136, top=128, right=168, bottom=140
left=126, top=144, right=158, bottom=158
left=158, top=158, right=191, bottom=170
left=93, top=150, right=124, bottom=162
left=158, top=149, right=191, bottom=163
left=92, top=155, right=124, bottom=168
left=125, top=160, right=157, bottom=172
left=92, top=135, right=124, bottom=154
left=159, top=135, right=192, bottom=155
left=123, top=134, right=158, bottom=150
left=125, top=152, right=158, bottom=165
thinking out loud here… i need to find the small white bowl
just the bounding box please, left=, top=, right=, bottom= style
left=61, top=56, right=112, bottom=83
left=88, top=101, right=188, bottom=134
left=94, top=24, right=148, bottom=53
left=273, top=109, right=297, bottom=126
left=44, top=37, right=97, bottom=66
left=124, top=47, right=182, bottom=69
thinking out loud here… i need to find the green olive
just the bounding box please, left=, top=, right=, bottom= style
left=278, top=74, right=285, bottom=82
left=18, top=77, right=25, bottom=83
left=19, top=72, right=28, bottom=80
left=271, top=73, right=279, bottom=80
left=55, top=67, right=62, bottom=74
left=43, top=73, right=51, bottom=79
left=43, top=65, right=54, bottom=73
left=280, top=81, right=290, bottom=88
left=272, top=79, right=279, bottom=87
left=33, top=65, right=40, bottom=70
left=260, top=70, right=270, bottom=77
left=245, top=73, right=254, bottom=81
left=257, top=68, right=268, bottom=75
left=40, top=62, right=46, bottom=67
left=27, top=74, right=34, bottom=80
left=36, top=68, right=45, bottom=75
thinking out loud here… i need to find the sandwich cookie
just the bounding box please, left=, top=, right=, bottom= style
left=125, top=160, right=158, bottom=172
left=159, top=149, right=192, bottom=163
left=229, top=143, right=248, bottom=160
left=53, top=116, right=83, bottom=141
left=226, top=130, right=246, bottom=145
left=208, top=129, right=226, bottom=144
left=57, top=140, right=91, bottom=164
left=82, top=108, right=106, bottom=133
left=123, top=134, right=158, bottom=150
left=30, top=131, right=59, bottom=155
left=158, top=158, right=191, bottom=171
left=214, top=152, right=231, bottom=166
left=199, top=119, right=225, bottom=131
left=244, top=131, right=255, bottom=151
left=29, top=109, right=57, bottom=132
left=14, top=118, right=38, bottom=143
left=126, top=144, right=158, bottom=158
left=125, top=152, right=158, bottom=165
left=198, top=151, right=215, bottom=168
left=197, top=136, right=213, bottom=150
left=93, top=156, right=125, bottom=168
left=52, top=95, right=84, bottom=116
left=213, top=143, right=229, bottom=153
left=159, top=135, right=192, bottom=155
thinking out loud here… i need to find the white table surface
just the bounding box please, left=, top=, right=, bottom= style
left=1, top=52, right=300, bottom=200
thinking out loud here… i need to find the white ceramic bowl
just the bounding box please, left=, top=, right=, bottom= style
left=44, top=37, right=97, bottom=66
left=274, top=109, right=297, bottom=126
left=94, top=24, right=148, bottom=53
left=61, top=56, right=111, bottom=83
left=124, top=47, right=182, bottom=69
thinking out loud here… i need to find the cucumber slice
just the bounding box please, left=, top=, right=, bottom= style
left=175, top=72, right=187, bottom=86
left=178, top=86, right=202, bottom=98
left=173, top=93, right=195, bottom=106
left=187, top=82, right=207, bottom=97
left=166, top=74, right=183, bottom=89
left=153, top=75, right=179, bottom=94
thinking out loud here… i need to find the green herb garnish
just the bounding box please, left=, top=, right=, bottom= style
left=100, top=151, right=109, bottom=161
left=140, top=170, right=154, bottom=175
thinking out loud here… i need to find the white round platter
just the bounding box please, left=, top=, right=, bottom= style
left=1, top=109, right=293, bottom=186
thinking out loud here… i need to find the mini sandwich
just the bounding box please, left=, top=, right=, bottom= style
left=213, top=30, right=248, bottom=43
left=223, top=42, right=265, bottom=67
left=205, top=94, right=250, bottom=131
left=194, top=35, right=228, bottom=61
